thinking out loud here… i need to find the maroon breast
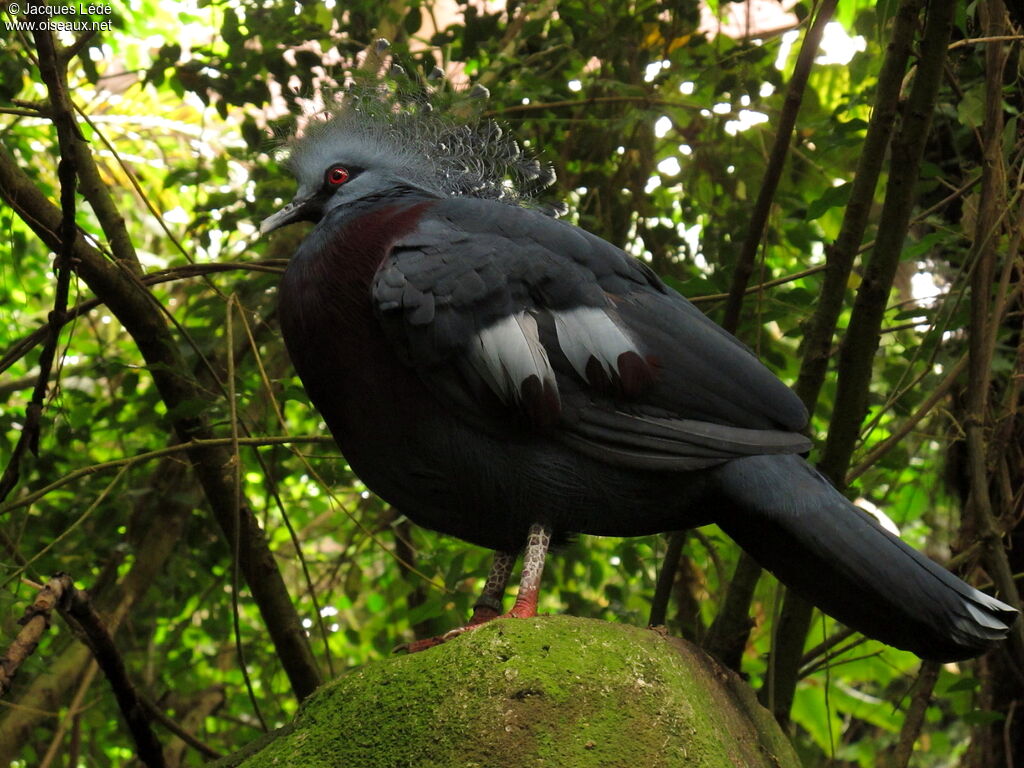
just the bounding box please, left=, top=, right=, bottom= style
left=278, top=200, right=437, bottom=443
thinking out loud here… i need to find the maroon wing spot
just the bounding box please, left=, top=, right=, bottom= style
left=584, top=355, right=613, bottom=392
left=617, top=350, right=655, bottom=396
left=520, top=375, right=561, bottom=428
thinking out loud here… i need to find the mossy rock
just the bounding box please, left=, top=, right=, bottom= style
left=228, top=616, right=798, bottom=768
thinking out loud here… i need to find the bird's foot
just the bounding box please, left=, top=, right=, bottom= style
left=395, top=605, right=503, bottom=653
left=500, top=602, right=538, bottom=620
left=394, top=635, right=451, bottom=653
left=395, top=602, right=544, bottom=653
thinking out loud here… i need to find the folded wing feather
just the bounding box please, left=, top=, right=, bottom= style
left=468, top=311, right=559, bottom=411
left=552, top=306, right=639, bottom=384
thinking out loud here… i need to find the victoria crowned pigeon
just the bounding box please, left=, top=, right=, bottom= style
left=260, top=97, right=1017, bottom=661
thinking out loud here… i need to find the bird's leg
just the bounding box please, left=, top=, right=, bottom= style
left=397, top=526, right=551, bottom=653
left=503, top=523, right=552, bottom=619
left=466, top=550, right=516, bottom=625
left=397, top=549, right=516, bottom=653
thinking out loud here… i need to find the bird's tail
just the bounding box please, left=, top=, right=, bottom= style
left=712, top=453, right=1017, bottom=661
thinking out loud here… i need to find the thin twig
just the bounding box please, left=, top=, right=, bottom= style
left=0, top=576, right=67, bottom=697
left=963, top=0, right=1024, bottom=662
left=948, top=34, right=1024, bottom=49
left=0, top=107, right=44, bottom=117
left=0, top=435, right=333, bottom=518
left=798, top=627, right=857, bottom=670
left=235, top=307, right=337, bottom=677
left=888, top=661, right=940, bottom=768
left=225, top=296, right=268, bottom=732
left=38, top=660, right=99, bottom=768
left=0, top=18, right=80, bottom=504
left=689, top=264, right=826, bottom=304
left=60, top=577, right=167, bottom=767
left=799, top=640, right=874, bottom=679
left=139, top=695, right=223, bottom=759
left=847, top=355, right=968, bottom=482
left=0, top=260, right=285, bottom=378
left=485, top=95, right=703, bottom=117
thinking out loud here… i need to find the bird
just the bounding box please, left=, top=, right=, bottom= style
left=260, top=92, right=1017, bottom=662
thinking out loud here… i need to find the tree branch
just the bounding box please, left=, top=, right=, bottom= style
left=764, top=0, right=956, bottom=726
left=794, top=0, right=923, bottom=409
left=0, top=576, right=65, bottom=697
left=887, top=661, right=940, bottom=768
left=0, top=22, right=79, bottom=502
left=648, top=529, right=686, bottom=628
left=702, top=550, right=761, bottom=668
left=819, top=0, right=954, bottom=481
left=0, top=140, right=323, bottom=701
left=0, top=457, right=194, bottom=761
left=699, top=0, right=839, bottom=670
left=964, top=0, right=1024, bottom=661
left=720, top=0, right=837, bottom=333
left=60, top=577, right=167, bottom=768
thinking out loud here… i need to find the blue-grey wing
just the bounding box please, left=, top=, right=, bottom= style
left=372, top=197, right=810, bottom=469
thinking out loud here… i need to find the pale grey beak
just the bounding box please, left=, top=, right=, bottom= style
left=260, top=195, right=313, bottom=235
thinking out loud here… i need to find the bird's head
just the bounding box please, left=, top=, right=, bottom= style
left=259, top=108, right=432, bottom=234
left=261, top=92, right=560, bottom=235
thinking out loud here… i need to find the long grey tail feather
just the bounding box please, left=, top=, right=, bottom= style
left=712, top=454, right=1017, bottom=662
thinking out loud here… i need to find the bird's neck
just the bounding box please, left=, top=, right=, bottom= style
left=286, top=197, right=434, bottom=304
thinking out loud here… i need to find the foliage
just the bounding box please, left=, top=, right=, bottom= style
left=0, top=0, right=1021, bottom=766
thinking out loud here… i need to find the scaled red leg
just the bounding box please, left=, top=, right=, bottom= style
left=505, top=523, right=552, bottom=618
left=399, top=524, right=552, bottom=652
left=467, top=550, right=515, bottom=624
left=399, top=549, right=516, bottom=652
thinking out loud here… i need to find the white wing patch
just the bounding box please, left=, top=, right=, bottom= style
left=552, top=307, right=639, bottom=382
left=469, top=312, right=558, bottom=406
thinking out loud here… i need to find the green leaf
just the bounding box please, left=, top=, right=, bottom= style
left=404, top=7, right=422, bottom=35
left=944, top=677, right=980, bottom=693
left=806, top=182, right=852, bottom=220
left=958, top=83, right=986, bottom=130
left=164, top=398, right=209, bottom=422
left=444, top=552, right=467, bottom=590
left=962, top=710, right=1006, bottom=725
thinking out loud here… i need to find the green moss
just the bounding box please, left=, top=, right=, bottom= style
left=235, top=616, right=799, bottom=768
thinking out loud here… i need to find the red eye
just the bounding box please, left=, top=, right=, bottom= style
left=326, top=166, right=349, bottom=186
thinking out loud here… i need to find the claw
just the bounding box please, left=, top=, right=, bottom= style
left=395, top=604, right=503, bottom=653
left=394, top=636, right=449, bottom=654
